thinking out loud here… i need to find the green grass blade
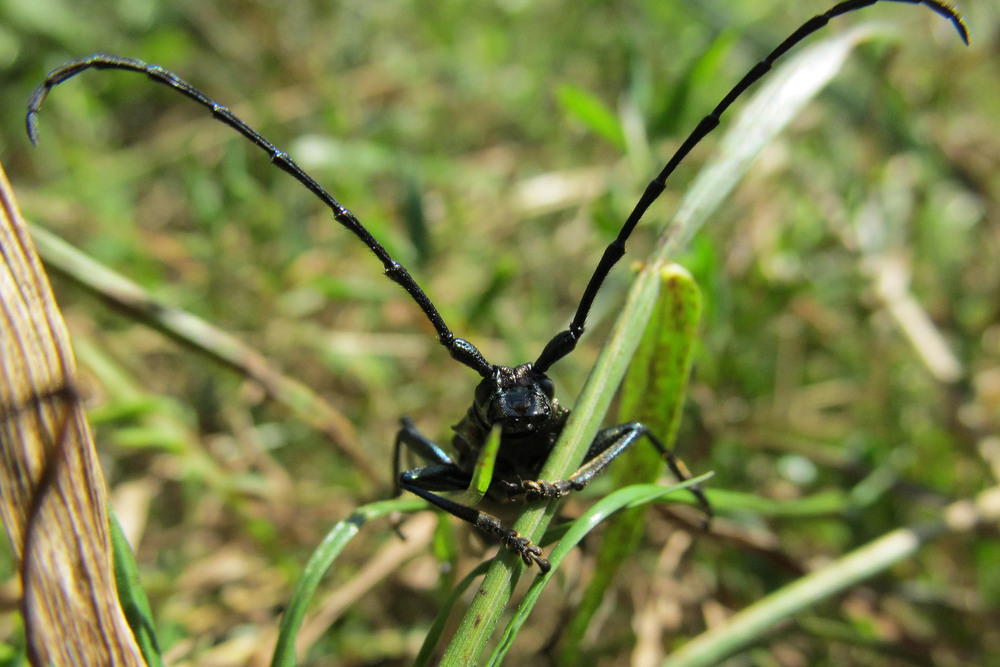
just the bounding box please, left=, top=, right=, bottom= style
left=487, top=475, right=714, bottom=667
left=705, top=488, right=850, bottom=518
left=413, top=560, right=492, bottom=667
left=27, top=223, right=373, bottom=479
left=655, top=24, right=880, bottom=261
left=270, top=497, right=425, bottom=667
left=557, top=83, right=627, bottom=151
left=109, top=508, right=164, bottom=667
left=662, top=485, right=1000, bottom=667
left=439, top=255, right=667, bottom=666
left=619, top=263, right=703, bottom=444
left=562, top=263, right=702, bottom=663
left=439, top=23, right=886, bottom=666
left=464, top=425, right=501, bottom=505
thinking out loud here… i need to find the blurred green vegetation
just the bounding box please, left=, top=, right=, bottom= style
left=1, top=0, right=998, bottom=664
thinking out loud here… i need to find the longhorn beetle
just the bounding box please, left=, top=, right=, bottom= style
left=26, top=1, right=968, bottom=574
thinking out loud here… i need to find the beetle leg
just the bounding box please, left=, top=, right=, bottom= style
left=515, top=422, right=712, bottom=526
left=392, top=416, right=455, bottom=497
left=398, top=466, right=551, bottom=573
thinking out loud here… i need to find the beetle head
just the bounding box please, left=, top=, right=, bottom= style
left=473, top=364, right=555, bottom=434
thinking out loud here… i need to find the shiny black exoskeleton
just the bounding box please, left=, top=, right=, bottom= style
left=394, top=364, right=708, bottom=572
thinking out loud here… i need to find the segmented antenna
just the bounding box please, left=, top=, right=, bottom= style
left=533, top=0, right=967, bottom=373
left=25, top=0, right=967, bottom=378
left=26, top=56, right=494, bottom=377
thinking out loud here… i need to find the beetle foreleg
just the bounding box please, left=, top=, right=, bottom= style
left=398, top=466, right=551, bottom=573
left=514, top=422, right=712, bottom=526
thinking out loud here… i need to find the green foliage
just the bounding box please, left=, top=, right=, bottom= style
left=562, top=263, right=703, bottom=664
left=1, top=0, right=996, bottom=664
left=109, top=509, right=164, bottom=667
left=464, top=425, right=502, bottom=504
left=557, top=83, right=627, bottom=151
left=270, top=497, right=426, bottom=667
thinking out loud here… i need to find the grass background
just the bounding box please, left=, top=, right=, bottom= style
left=1, top=0, right=998, bottom=664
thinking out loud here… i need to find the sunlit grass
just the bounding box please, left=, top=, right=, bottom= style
left=1, top=0, right=997, bottom=664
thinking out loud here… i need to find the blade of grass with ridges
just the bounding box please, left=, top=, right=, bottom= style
left=561, top=263, right=702, bottom=664
left=487, top=476, right=714, bottom=666
left=439, top=25, right=882, bottom=664
left=269, top=496, right=425, bottom=667
left=664, top=485, right=1000, bottom=667
left=109, top=507, right=164, bottom=667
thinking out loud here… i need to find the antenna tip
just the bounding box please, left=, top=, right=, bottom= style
left=26, top=84, right=49, bottom=146
left=940, top=2, right=970, bottom=45
left=25, top=113, right=39, bottom=146
left=949, top=11, right=970, bottom=44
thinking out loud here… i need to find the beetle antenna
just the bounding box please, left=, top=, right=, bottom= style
left=533, top=0, right=967, bottom=373
left=26, top=55, right=494, bottom=377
